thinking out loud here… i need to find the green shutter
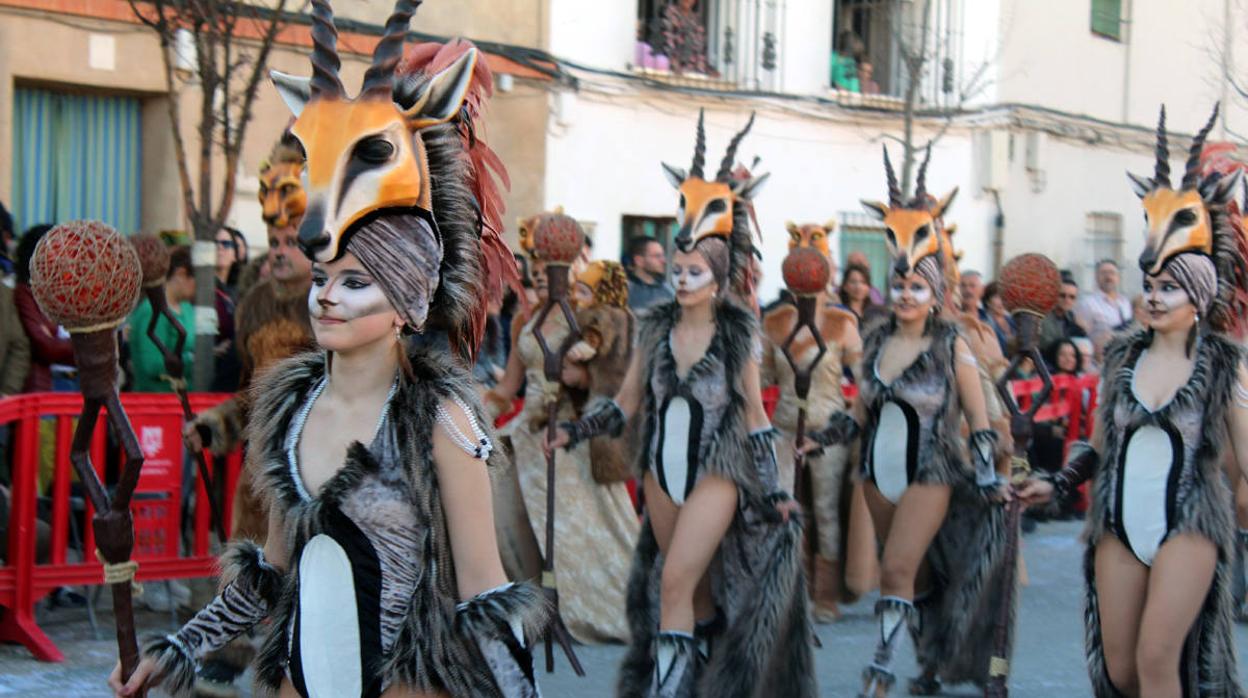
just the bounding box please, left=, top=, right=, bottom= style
left=1091, top=0, right=1122, bottom=40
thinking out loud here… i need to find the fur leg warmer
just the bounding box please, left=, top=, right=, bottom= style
left=865, top=595, right=915, bottom=690
left=456, top=582, right=551, bottom=698
left=140, top=541, right=280, bottom=695
left=652, top=631, right=701, bottom=697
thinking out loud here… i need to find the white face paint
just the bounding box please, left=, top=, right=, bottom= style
left=1142, top=275, right=1191, bottom=315
left=309, top=267, right=394, bottom=323
left=671, top=262, right=715, bottom=293
left=889, top=278, right=933, bottom=306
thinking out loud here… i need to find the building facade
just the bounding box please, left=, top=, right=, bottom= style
left=2, top=0, right=1244, bottom=302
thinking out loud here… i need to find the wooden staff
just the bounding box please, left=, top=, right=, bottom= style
left=531, top=261, right=585, bottom=677
left=141, top=285, right=227, bottom=543
left=986, top=254, right=1062, bottom=698
left=29, top=221, right=148, bottom=692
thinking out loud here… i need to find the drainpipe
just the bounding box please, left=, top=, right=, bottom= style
left=1120, top=0, right=1133, bottom=124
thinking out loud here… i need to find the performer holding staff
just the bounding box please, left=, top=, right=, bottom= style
left=808, top=147, right=1009, bottom=697
left=109, top=2, right=547, bottom=696
left=1018, top=104, right=1248, bottom=698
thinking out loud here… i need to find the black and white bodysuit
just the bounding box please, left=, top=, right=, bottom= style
left=143, top=350, right=548, bottom=698
left=1080, top=330, right=1245, bottom=697
left=859, top=318, right=967, bottom=502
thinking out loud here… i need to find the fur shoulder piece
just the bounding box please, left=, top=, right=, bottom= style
left=761, top=304, right=797, bottom=345
left=246, top=344, right=495, bottom=515
left=714, top=298, right=761, bottom=371
left=762, top=304, right=856, bottom=348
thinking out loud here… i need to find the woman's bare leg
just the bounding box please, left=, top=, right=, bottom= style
left=1093, top=535, right=1149, bottom=697
left=644, top=471, right=679, bottom=555
left=658, top=475, right=738, bottom=632
left=877, top=484, right=950, bottom=599
left=1135, top=533, right=1217, bottom=698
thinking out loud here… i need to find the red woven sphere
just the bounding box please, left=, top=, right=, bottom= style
left=31, top=221, right=142, bottom=333
left=130, top=233, right=170, bottom=288
left=782, top=247, right=831, bottom=296
left=531, top=213, right=584, bottom=264
left=999, top=253, right=1062, bottom=316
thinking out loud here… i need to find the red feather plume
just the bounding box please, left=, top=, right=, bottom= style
left=399, top=39, right=522, bottom=355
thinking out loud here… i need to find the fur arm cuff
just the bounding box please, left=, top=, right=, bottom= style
left=191, top=398, right=244, bottom=456
left=560, top=398, right=625, bottom=449
left=144, top=540, right=281, bottom=690
left=1044, top=440, right=1099, bottom=498
left=969, top=429, right=1001, bottom=490
left=748, top=428, right=782, bottom=494
left=807, top=411, right=861, bottom=448
left=456, top=582, right=552, bottom=697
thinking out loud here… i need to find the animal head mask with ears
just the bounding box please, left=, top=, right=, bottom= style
left=269, top=0, right=477, bottom=263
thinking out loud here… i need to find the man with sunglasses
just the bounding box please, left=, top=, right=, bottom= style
left=1040, top=272, right=1089, bottom=348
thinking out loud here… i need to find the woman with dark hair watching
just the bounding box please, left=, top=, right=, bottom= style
left=1027, top=338, right=1088, bottom=519
left=212, top=227, right=247, bottom=392
left=838, top=262, right=887, bottom=327
left=14, top=225, right=76, bottom=393
left=982, top=281, right=1016, bottom=354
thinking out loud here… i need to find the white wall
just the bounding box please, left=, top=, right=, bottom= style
left=542, top=89, right=996, bottom=302
left=996, top=0, right=1246, bottom=131
left=546, top=0, right=634, bottom=72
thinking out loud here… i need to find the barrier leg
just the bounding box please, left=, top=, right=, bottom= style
left=0, top=604, right=63, bottom=662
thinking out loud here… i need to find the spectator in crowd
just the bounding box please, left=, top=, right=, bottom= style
left=839, top=262, right=887, bottom=326
left=634, top=18, right=670, bottom=71
left=1039, top=275, right=1088, bottom=348
left=1027, top=337, right=1089, bottom=518
left=983, top=280, right=1015, bottom=353
left=128, top=245, right=196, bottom=393
left=830, top=30, right=863, bottom=91
left=1130, top=292, right=1149, bottom=330
left=959, top=269, right=988, bottom=320
left=212, top=227, right=246, bottom=392
left=662, top=0, right=712, bottom=75
left=0, top=202, right=16, bottom=283
left=1075, top=258, right=1133, bottom=338
left=626, top=237, right=674, bottom=311
left=14, top=225, right=76, bottom=393
left=846, top=251, right=885, bottom=305
left=858, top=61, right=881, bottom=95
left=0, top=279, right=30, bottom=398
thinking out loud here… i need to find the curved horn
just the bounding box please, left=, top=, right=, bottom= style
left=914, top=143, right=933, bottom=205
left=690, top=109, right=707, bottom=179
left=361, top=0, right=421, bottom=98
left=716, top=112, right=756, bottom=182
left=1182, top=102, right=1220, bottom=190
left=1154, top=105, right=1171, bottom=189
left=882, top=145, right=902, bottom=208
left=308, top=0, right=345, bottom=98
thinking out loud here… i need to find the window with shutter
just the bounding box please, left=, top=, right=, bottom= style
left=1090, top=0, right=1122, bottom=41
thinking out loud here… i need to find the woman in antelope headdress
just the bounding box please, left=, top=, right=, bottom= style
left=109, top=2, right=547, bottom=697
left=1019, top=105, right=1248, bottom=698
left=549, top=110, right=815, bottom=697
left=807, top=145, right=1013, bottom=697
left=483, top=212, right=640, bottom=645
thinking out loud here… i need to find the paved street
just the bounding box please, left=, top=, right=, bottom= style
left=5, top=520, right=1248, bottom=696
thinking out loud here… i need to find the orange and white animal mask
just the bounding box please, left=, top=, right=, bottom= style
left=861, top=145, right=957, bottom=279
left=661, top=110, right=769, bottom=252
left=257, top=135, right=306, bottom=229
left=269, top=0, right=477, bottom=262
left=785, top=220, right=837, bottom=258
left=1128, top=104, right=1242, bottom=275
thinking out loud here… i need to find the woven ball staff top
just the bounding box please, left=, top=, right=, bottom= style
left=30, top=221, right=147, bottom=690
left=130, top=234, right=226, bottom=542
left=986, top=253, right=1062, bottom=698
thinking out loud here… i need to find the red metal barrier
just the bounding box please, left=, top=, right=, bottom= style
left=0, top=392, right=241, bottom=663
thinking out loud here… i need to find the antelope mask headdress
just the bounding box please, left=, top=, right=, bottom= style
left=1128, top=104, right=1248, bottom=333
left=661, top=110, right=769, bottom=296
left=270, top=0, right=477, bottom=263
left=861, top=144, right=958, bottom=280
left=269, top=0, right=516, bottom=359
